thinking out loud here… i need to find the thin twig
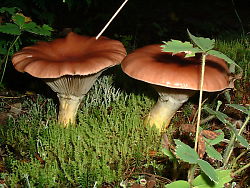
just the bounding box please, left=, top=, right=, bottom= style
left=200, top=115, right=215, bottom=125
left=96, top=0, right=128, bottom=39
left=0, top=95, right=27, bottom=99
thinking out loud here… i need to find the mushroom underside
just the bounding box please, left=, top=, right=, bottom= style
left=44, top=71, right=102, bottom=127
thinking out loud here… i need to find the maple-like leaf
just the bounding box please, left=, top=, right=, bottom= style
left=161, top=40, right=202, bottom=57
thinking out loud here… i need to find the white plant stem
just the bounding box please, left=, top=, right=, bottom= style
left=194, top=54, right=207, bottom=152
left=189, top=54, right=206, bottom=184
left=96, top=0, right=128, bottom=39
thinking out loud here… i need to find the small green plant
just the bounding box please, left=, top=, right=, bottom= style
left=160, top=30, right=249, bottom=187
left=204, top=103, right=250, bottom=167
left=0, top=7, right=52, bottom=84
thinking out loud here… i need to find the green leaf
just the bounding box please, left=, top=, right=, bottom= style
left=204, top=130, right=224, bottom=145
left=12, top=14, right=25, bottom=27
left=197, top=159, right=218, bottom=183
left=207, top=50, right=242, bottom=72
left=234, top=132, right=249, bottom=148
left=193, top=169, right=232, bottom=188
left=187, top=29, right=215, bottom=52
left=0, top=7, right=19, bottom=15
left=0, top=41, right=8, bottom=55
left=162, top=148, right=176, bottom=161
left=161, top=40, right=202, bottom=57
left=165, top=180, right=190, bottom=188
left=203, top=106, right=228, bottom=124
left=174, top=139, right=199, bottom=164
left=226, top=104, right=250, bottom=115
left=225, top=122, right=249, bottom=148
left=205, top=144, right=222, bottom=161
left=42, top=24, right=53, bottom=32
left=204, top=106, right=249, bottom=148
left=0, top=23, right=21, bottom=35
left=23, top=22, right=52, bottom=36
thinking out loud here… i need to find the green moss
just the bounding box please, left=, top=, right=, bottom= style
left=215, top=38, right=250, bottom=79
left=0, top=75, right=160, bottom=187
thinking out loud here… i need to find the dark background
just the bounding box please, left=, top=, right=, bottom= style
left=0, top=0, right=249, bottom=93
left=1, top=0, right=249, bottom=46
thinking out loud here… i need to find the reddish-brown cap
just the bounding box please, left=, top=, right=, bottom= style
left=121, top=44, right=229, bottom=92
left=12, top=32, right=126, bottom=78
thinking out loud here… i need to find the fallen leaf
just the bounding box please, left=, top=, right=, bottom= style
left=198, top=135, right=206, bottom=158
left=180, top=124, right=196, bottom=133
left=201, top=130, right=221, bottom=139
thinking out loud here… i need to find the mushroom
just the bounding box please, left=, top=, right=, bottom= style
left=121, top=44, right=229, bottom=131
left=12, top=32, right=126, bottom=127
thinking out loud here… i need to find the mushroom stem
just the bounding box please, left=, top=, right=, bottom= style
left=57, top=94, right=83, bottom=127
left=145, top=86, right=195, bottom=131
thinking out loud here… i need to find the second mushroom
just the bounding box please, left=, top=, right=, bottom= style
left=12, top=32, right=126, bottom=127
left=121, top=44, right=229, bottom=131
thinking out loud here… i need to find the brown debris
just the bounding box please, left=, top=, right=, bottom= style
left=198, top=135, right=206, bottom=158
left=201, top=130, right=221, bottom=140
left=180, top=124, right=196, bottom=133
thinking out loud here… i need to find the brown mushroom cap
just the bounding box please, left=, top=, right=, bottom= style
left=12, top=32, right=126, bottom=78
left=121, top=44, right=229, bottom=92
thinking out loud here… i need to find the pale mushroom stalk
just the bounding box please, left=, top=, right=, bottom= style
left=145, top=85, right=195, bottom=131
left=44, top=72, right=102, bottom=127
left=57, top=94, right=83, bottom=125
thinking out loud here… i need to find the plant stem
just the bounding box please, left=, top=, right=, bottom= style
left=194, top=54, right=206, bottom=152
left=223, top=132, right=236, bottom=168
left=173, top=159, right=178, bottom=181
left=200, top=115, right=215, bottom=124
left=232, top=162, right=250, bottom=177
left=188, top=164, right=197, bottom=184
left=232, top=150, right=248, bottom=169
left=0, top=35, right=20, bottom=83
left=238, top=115, right=249, bottom=135
left=189, top=54, right=206, bottom=184
left=191, top=99, right=208, bottom=125
left=223, top=115, right=249, bottom=167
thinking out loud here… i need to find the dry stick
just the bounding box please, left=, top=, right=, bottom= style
left=96, top=0, right=128, bottom=40
left=191, top=98, right=208, bottom=125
